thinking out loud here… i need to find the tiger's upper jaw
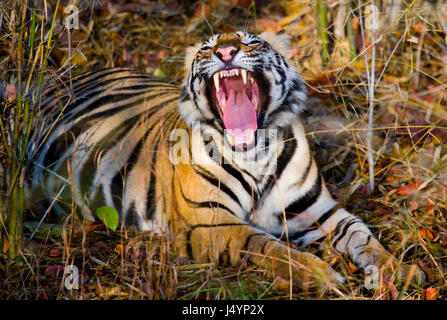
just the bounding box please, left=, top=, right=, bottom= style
left=209, top=68, right=267, bottom=147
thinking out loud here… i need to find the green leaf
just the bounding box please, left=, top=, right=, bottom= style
left=153, top=68, right=166, bottom=78
left=96, top=206, right=119, bottom=231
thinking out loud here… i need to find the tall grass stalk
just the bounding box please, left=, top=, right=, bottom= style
left=366, top=0, right=376, bottom=193
left=317, top=0, right=330, bottom=65
left=0, top=0, right=60, bottom=259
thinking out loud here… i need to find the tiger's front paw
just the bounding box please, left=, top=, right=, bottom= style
left=356, top=238, right=426, bottom=286
left=270, top=250, right=345, bottom=291
left=392, top=261, right=426, bottom=285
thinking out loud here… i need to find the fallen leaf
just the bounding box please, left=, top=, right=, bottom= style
left=49, top=248, right=61, bottom=257
left=437, top=235, right=447, bottom=251
left=6, top=84, right=17, bottom=103
left=387, top=281, right=399, bottom=300
left=2, top=237, right=9, bottom=254
left=423, top=287, right=439, bottom=300
left=194, top=3, right=210, bottom=18
left=397, top=182, right=422, bottom=195
left=418, top=227, right=435, bottom=241
left=44, top=265, right=65, bottom=279
left=255, top=19, right=282, bottom=33
left=409, top=201, right=419, bottom=212
left=92, top=240, right=109, bottom=252
left=413, top=22, right=428, bottom=33
left=99, top=286, right=128, bottom=299
left=156, top=50, right=167, bottom=61
left=373, top=207, right=393, bottom=217
left=348, top=261, right=359, bottom=273
left=114, top=243, right=123, bottom=254
left=122, top=49, right=132, bottom=62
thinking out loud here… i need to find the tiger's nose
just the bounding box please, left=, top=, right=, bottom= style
left=215, top=46, right=238, bottom=62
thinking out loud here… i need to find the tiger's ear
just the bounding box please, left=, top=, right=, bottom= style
left=184, top=43, right=202, bottom=75
left=258, top=31, right=292, bottom=59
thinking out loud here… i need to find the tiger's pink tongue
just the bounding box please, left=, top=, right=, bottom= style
left=222, top=88, right=257, bottom=139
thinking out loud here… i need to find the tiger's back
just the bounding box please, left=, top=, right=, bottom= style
left=27, top=68, right=180, bottom=230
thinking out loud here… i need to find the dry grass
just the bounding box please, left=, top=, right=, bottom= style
left=0, top=0, right=446, bottom=300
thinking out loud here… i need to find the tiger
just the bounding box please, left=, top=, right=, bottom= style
left=23, top=31, right=425, bottom=290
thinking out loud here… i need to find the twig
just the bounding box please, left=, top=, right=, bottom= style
left=357, top=0, right=376, bottom=192
left=29, top=185, right=65, bottom=241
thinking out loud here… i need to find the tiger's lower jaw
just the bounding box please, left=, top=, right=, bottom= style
left=225, top=130, right=256, bottom=151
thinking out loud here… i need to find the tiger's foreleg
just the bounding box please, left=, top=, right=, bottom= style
left=171, top=192, right=344, bottom=290
left=295, top=196, right=426, bottom=284
left=167, top=157, right=344, bottom=290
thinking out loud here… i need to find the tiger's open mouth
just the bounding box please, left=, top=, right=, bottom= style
left=209, top=68, right=264, bottom=150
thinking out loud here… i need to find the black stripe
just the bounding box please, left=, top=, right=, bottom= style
left=42, top=69, right=170, bottom=104
left=288, top=157, right=313, bottom=191
left=333, top=218, right=359, bottom=248
left=146, top=138, right=160, bottom=220
left=78, top=119, right=134, bottom=197
left=308, top=235, right=326, bottom=249
left=125, top=202, right=140, bottom=229
left=193, top=165, right=241, bottom=207
left=283, top=174, right=322, bottom=219
left=259, top=126, right=296, bottom=201
left=190, top=223, right=246, bottom=231
left=41, top=125, right=82, bottom=169
left=332, top=217, right=349, bottom=238
left=42, top=75, right=166, bottom=117
left=285, top=202, right=338, bottom=242
left=205, top=135, right=258, bottom=203
left=88, top=184, right=106, bottom=213
left=41, top=68, right=129, bottom=102
left=39, top=93, right=174, bottom=164
left=354, top=234, right=372, bottom=249
left=242, top=233, right=265, bottom=251
left=314, top=204, right=338, bottom=226
left=222, top=162, right=258, bottom=203
left=111, top=170, right=124, bottom=213
left=178, top=181, right=235, bottom=216
left=345, top=230, right=364, bottom=251
left=61, top=91, right=175, bottom=124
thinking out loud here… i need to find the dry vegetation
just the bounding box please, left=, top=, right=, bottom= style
left=0, top=0, right=446, bottom=300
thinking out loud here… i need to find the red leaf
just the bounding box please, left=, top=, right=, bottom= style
left=44, top=265, right=65, bottom=279
left=194, top=3, right=210, bottom=18
left=397, top=182, right=422, bottom=195
left=413, top=22, right=428, bottom=33
left=92, top=240, right=109, bottom=252
left=418, top=227, right=435, bottom=241
left=6, top=84, right=17, bottom=103
left=423, top=288, right=439, bottom=300
left=255, top=19, right=282, bottom=34
left=49, top=248, right=61, bottom=257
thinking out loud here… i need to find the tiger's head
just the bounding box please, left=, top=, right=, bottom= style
left=179, top=31, right=306, bottom=150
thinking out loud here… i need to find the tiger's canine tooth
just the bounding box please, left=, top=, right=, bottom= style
left=213, top=73, right=220, bottom=91
left=241, top=69, right=247, bottom=85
